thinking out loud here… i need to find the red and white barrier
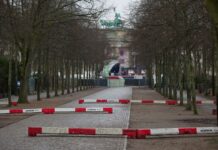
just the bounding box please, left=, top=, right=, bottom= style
left=0, top=101, right=18, bottom=106
left=79, top=99, right=130, bottom=104
left=28, top=127, right=137, bottom=138
left=0, top=107, right=113, bottom=114
left=195, top=100, right=216, bottom=105
left=79, top=99, right=216, bottom=105
left=133, top=100, right=216, bottom=105
left=108, top=76, right=121, bottom=80
left=212, top=109, right=217, bottom=115
left=28, top=126, right=218, bottom=138
left=137, top=127, right=218, bottom=138
left=133, top=100, right=178, bottom=105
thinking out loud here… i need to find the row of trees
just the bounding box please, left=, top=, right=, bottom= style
left=0, top=0, right=108, bottom=104
left=130, top=0, right=218, bottom=115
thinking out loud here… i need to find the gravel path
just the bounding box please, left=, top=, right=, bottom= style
left=127, top=87, right=218, bottom=150
left=0, top=87, right=132, bottom=150
left=177, top=91, right=216, bottom=114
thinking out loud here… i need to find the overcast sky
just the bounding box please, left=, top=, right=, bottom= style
left=102, top=0, right=139, bottom=20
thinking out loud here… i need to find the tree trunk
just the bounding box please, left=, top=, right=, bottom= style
left=84, top=62, right=88, bottom=90
left=66, top=60, right=70, bottom=94
left=179, top=73, right=184, bottom=105
left=8, top=53, right=12, bottom=106
left=155, top=55, right=161, bottom=93
left=18, top=50, right=29, bottom=103
left=71, top=60, right=75, bottom=93
left=76, top=59, right=79, bottom=92
left=215, top=27, right=218, bottom=125
left=162, top=52, right=167, bottom=96
left=37, top=53, right=41, bottom=101
left=14, top=52, right=18, bottom=96
left=18, top=68, right=29, bottom=103
left=61, top=59, right=64, bottom=95
left=88, top=64, right=91, bottom=88
left=190, top=58, right=198, bottom=114
left=92, top=63, right=95, bottom=87
left=212, top=47, right=215, bottom=96
left=186, top=50, right=192, bottom=110
left=79, top=61, right=82, bottom=91
left=45, top=49, right=50, bottom=98
left=51, top=62, right=55, bottom=91
left=54, top=58, right=59, bottom=96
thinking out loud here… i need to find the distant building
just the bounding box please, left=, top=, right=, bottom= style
left=100, top=28, right=133, bottom=77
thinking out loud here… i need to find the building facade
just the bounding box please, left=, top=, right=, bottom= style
left=100, top=28, right=133, bottom=77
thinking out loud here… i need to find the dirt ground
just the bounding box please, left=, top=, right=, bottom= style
left=0, top=87, right=105, bottom=128
left=127, top=87, right=218, bottom=150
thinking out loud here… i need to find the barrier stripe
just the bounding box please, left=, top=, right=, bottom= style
left=68, top=128, right=96, bottom=135
left=0, top=101, right=18, bottom=106
left=154, top=100, right=166, bottom=104
left=0, top=110, right=10, bottom=114
left=75, top=108, right=86, bottom=112
left=86, top=108, right=102, bottom=112
left=196, top=101, right=215, bottom=104
left=54, top=108, right=75, bottom=112
left=197, top=127, right=218, bottom=134
left=133, top=100, right=142, bottom=103
left=97, top=99, right=108, bottom=103
left=107, top=99, right=120, bottom=103
left=151, top=128, right=179, bottom=135
left=79, top=99, right=130, bottom=104
left=43, top=127, right=68, bottom=134
left=0, top=107, right=113, bottom=114
left=10, top=109, right=23, bottom=113
left=78, top=99, right=215, bottom=105
left=28, top=127, right=218, bottom=138
left=23, top=109, right=42, bottom=113
left=108, top=76, right=120, bottom=79
left=96, top=128, right=123, bottom=135
left=179, top=128, right=197, bottom=134
left=141, top=100, right=154, bottom=104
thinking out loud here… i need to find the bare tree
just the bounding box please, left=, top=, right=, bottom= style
left=130, top=0, right=213, bottom=115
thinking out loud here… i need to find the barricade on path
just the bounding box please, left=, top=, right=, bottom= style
left=0, top=107, right=113, bottom=114
left=28, top=127, right=137, bottom=138
left=107, top=76, right=125, bottom=87
left=0, top=101, right=17, bottom=106
left=79, top=99, right=130, bottom=104
left=28, top=127, right=218, bottom=138
left=133, top=100, right=216, bottom=105
left=134, top=100, right=178, bottom=105
left=78, top=99, right=216, bottom=105
left=137, top=127, right=218, bottom=138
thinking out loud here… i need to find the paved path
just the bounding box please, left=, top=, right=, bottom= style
left=0, top=87, right=132, bottom=150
